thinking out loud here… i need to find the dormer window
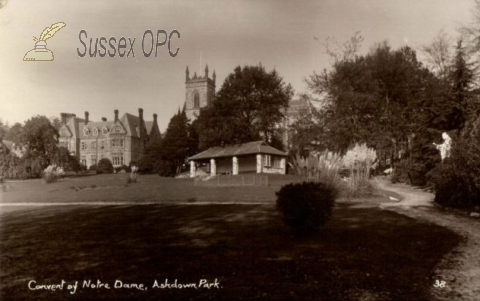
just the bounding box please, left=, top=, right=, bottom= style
left=102, top=126, right=109, bottom=134
left=83, top=127, right=90, bottom=136
left=93, top=127, right=99, bottom=136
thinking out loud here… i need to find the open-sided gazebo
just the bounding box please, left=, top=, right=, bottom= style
left=188, top=140, right=287, bottom=177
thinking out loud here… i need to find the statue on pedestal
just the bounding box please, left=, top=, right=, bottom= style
left=433, top=132, right=452, bottom=161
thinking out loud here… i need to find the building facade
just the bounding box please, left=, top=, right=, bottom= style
left=185, top=65, right=216, bottom=121
left=58, top=108, right=161, bottom=168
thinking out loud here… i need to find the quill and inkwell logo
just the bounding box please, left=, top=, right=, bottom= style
left=23, top=22, right=66, bottom=61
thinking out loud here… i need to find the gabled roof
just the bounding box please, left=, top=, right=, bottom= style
left=145, top=121, right=161, bottom=139
left=0, top=139, right=25, bottom=157
left=59, top=124, right=73, bottom=138
left=1, top=139, right=14, bottom=151
left=59, top=112, right=157, bottom=139
left=67, top=116, right=83, bottom=139
left=122, top=113, right=144, bottom=138
left=145, top=121, right=154, bottom=135
left=189, top=140, right=287, bottom=161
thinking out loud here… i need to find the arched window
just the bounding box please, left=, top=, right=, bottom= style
left=93, top=127, right=99, bottom=136
left=193, top=91, right=200, bottom=108
left=102, top=126, right=109, bottom=134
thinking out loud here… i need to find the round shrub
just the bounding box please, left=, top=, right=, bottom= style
left=276, top=181, right=337, bottom=233
left=97, top=158, right=114, bottom=174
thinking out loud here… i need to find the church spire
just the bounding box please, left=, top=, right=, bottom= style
left=205, top=64, right=209, bottom=78
left=186, top=66, right=190, bottom=81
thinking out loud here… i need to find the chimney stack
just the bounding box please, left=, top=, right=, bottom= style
left=139, top=108, right=144, bottom=137
left=138, top=108, right=145, bottom=152
left=61, top=113, right=67, bottom=124
left=114, top=109, right=119, bottom=122
left=186, top=66, right=190, bottom=81
left=85, top=111, right=89, bottom=124
left=153, top=113, right=158, bottom=123
left=101, top=117, right=107, bottom=122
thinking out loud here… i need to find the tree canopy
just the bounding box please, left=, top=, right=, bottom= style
left=148, top=108, right=197, bottom=176
left=299, top=31, right=480, bottom=182
left=195, top=65, right=293, bottom=150
left=21, top=115, right=59, bottom=161
left=0, top=115, right=81, bottom=179
left=4, top=122, right=23, bottom=144
left=307, top=43, right=435, bottom=154
left=0, top=119, right=8, bottom=139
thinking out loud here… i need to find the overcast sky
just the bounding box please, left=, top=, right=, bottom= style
left=0, top=0, right=475, bottom=132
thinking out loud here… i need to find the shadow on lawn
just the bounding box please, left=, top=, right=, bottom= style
left=0, top=203, right=460, bottom=301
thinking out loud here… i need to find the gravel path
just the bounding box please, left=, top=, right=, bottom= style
left=373, top=179, right=480, bottom=301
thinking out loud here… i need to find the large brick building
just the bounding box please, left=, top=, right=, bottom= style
left=58, top=108, right=160, bottom=168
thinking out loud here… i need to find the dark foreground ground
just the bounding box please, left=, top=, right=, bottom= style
left=0, top=203, right=460, bottom=301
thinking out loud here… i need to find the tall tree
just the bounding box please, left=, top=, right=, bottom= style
left=449, top=39, right=475, bottom=129
left=21, top=115, right=59, bottom=169
left=306, top=42, right=440, bottom=163
left=421, top=37, right=478, bottom=134
left=160, top=108, right=197, bottom=175
left=53, top=146, right=81, bottom=172
left=0, top=119, right=8, bottom=139
left=196, top=65, right=293, bottom=149
left=49, top=116, right=62, bottom=130
left=422, top=30, right=453, bottom=79
left=323, top=31, right=364, bottom=65
left=4, top=122, right=23, bottom=144
left=458, top=0, right=480, bottom=86
left=137, top=138, right=162, bottom=174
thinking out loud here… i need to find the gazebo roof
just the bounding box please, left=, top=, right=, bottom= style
left=189, top=140, right=287, bottom=161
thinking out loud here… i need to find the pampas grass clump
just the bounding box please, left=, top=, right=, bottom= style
left=292, top=150, right=343, bottom=193
left=43, top=164, right=64, bottom=184
left=342, top=143, right=377, bottom=198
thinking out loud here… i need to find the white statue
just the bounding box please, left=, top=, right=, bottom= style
left=433, top=132, right=452, bottom=161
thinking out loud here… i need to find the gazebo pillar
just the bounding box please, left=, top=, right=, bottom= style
left=280, top=158, right=286, bottom=174
left=232, top=156, right=238, bottom=175
left=256, top=154, right=263, bottom=173
left=210, top=158, right=216, bottom=176
left=190, top=161, right=196, bottom=178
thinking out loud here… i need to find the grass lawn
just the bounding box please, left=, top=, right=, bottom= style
left=0, top=174, right=298, bottom=204
left=0, top=201, right=460, bottom=300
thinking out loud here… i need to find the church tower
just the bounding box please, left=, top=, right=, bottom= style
left=185, top=65, right=216, bottom=121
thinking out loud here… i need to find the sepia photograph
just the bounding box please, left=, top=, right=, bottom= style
left=1, top=0, right=480, bottom=300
